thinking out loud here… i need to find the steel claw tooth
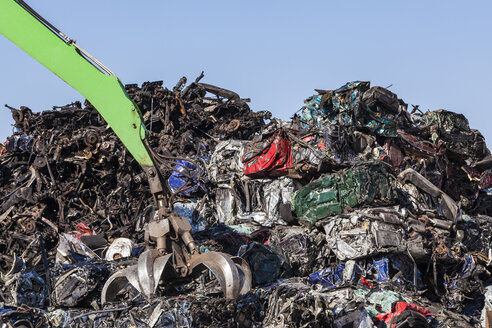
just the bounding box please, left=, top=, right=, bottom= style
left=190, top=251, right=252, bottom=299
left=101, top=250, right=173, bottom=304
left=231, top=256, right=252, bottom=296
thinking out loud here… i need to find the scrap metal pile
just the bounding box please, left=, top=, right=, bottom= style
left=1, top=76, right=492, bottom=327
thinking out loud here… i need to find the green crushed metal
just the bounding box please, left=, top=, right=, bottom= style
left=292, top=162, right=398, bottom=226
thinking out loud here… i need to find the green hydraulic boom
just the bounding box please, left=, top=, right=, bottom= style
left=0, top=0, right=154, bottom=167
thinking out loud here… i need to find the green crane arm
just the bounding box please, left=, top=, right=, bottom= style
left=0, top=0, right=165, bottom=197
left=0, top=0, right=156, bottom=167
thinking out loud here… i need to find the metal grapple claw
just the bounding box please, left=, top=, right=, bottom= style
left=102, top=250, right=251, bottom=304
left=101, top=213, right=252, bottom=304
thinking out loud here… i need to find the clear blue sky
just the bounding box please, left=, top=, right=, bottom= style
left=1, top=1, right=491, bottom=145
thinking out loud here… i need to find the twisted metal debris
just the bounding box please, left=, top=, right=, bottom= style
left=0, top=77, right=491, bottom=327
